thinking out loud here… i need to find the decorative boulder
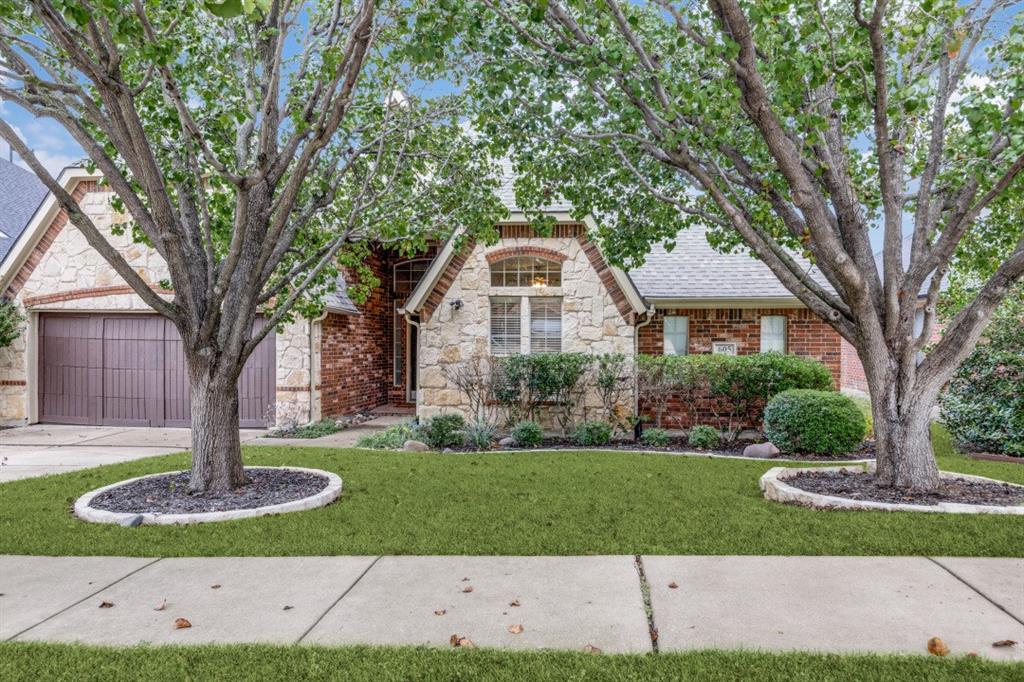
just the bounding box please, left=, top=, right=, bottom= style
left=743, top=442, right=780, bottom=459
left=498, top=437, right=515, bottom=448
left=402, top=440, right=430, bottom=452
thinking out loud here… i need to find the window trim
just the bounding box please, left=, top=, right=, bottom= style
left=489, top=296, right=523, bottom=356
left=529, top=297, right=563, bottom=354
left=760, top=315, right=788, bottom=353
left=663, top=315, right=689, bottom=356
left=392, top=258, right=433, bottom=296
left=489, top=255, right=563, bottom=288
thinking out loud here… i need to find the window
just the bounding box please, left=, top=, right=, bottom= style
left=393, top=312, right=403, bottom=386
left=530, top=298, right=562, bottom=353
left=760, top=315, right=787, bottom=353
left=490, top=256, right=562, bottom=287
left=712, top=342, right=738, bottom=355
left=490, top=298, right=521, bottom=355
left=663, top=316, right=688, bottom=355
left=393, top=259, right=431, bottom=295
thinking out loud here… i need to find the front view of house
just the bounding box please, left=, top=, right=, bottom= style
left=0, top=159, right=863, bottom=429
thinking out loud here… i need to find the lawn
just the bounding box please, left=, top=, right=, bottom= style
left=2, top=642, right=1021, bottom=682
left=0, top=425, right=1020, bottom=557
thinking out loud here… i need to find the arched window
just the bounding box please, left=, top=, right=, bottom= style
left=393, top=258, right=432, bottom=295
left=490, top=256, right=562, bottom=287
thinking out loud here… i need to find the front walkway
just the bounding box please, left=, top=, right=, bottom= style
left=2, top=555, right=1021, bottom=660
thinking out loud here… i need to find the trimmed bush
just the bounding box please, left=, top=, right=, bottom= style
left=764, top=389, right=866, bottom=456
left=420, top=414, right=467, bottom=449
left=464, top=419, right=497, bottom=451
left=640, top=427, right=671, bottom=447
left=511, top=420, right=544, bottom=448
left=687, top=425, right=719, bottom=449
left=572, top=420, right=612, bottom=447
left=355, top=421, right=421, bottom=450
left=493, top=352, right=592, bottom=432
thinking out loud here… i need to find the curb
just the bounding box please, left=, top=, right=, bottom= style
left=760, top=464, right=1024, bottom=514
left=74, top=466, right=343, bottom=526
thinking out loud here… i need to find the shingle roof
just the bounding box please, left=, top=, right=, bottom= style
left=628, top=226, right=835, bottom=301
left=496, top=158, right=573, bottom=213
left=322, top=272, right=359, bottom=314
left=0, top=158, right=48, bottom=266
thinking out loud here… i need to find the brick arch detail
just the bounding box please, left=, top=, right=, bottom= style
left=484, top=246, right=568, bottom=264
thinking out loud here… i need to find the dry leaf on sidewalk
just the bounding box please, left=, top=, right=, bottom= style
left=154, top=599, right=166, bottom=611
left=993, top=640, right=1017, bottom=648
left=173, top=618, right=192, bottom=629
left=210, top=584, right=221, bottom=589
left=98, top=601, right=114, bottom=608
left=583, top=644, right=602, bottom=655
left=508, top=624, right=524, bottom=634
left=509, top=599, right=521, bottom=607
left=461, top=586, right=474, bottom=593
left=668, top=581, right=679, bottom=589
left=927, top=637, right=950, bottom=656
left=434, top=609, right=447, bottom=616
left=449, top=634, right=475, bottom=649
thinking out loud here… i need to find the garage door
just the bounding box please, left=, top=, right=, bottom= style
left=38, top=314, right=276, bottom=427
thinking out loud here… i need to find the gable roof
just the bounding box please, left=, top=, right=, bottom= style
left=629, top=226, right=835, bottom=304
left=322, top=272, right=359, bottom=315
left=0, top=158, right=48, bottom=267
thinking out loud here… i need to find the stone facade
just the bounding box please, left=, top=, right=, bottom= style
left=416, top=231, right=636, bottom=422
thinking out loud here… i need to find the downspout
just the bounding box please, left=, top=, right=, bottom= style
left=633, top=306, right=656, bottom=433
left=309, top=310, right=328, bottom=424
left=402, top=309, right=420, bottom=414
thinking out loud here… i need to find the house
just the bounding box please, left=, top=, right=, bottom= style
left=0, top=160, right=864, bottom=429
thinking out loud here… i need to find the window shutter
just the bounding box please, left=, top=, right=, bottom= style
left=490, top=298, right=521, bottom=355
left=663, top=316, right=688, bottom=355
left=529, top=297, right=562, bottom=353
left=760, top=315, right=787, bottom=352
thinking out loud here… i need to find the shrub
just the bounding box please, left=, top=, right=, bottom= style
left=493, top=352, right=592, bottom=432
left=420, top=413, right=467, bottom=449
left=640, top=427, right=671, bottom=447
left=687, top=425, right=719, bottom=449
left=355, top=421, right=422, bottom=450
left=0, top=298, right=24, bottom=349
left=764, top=389, right=866, bottom=456
left=572, top=420, right=612, bottom=447
left=464, top=419, right=497, bottom=451
left=511, top=420, right=544, bottom=447
left=593, top=353, right=634, bottom=432
left=274, top=419, right=341, bottom=439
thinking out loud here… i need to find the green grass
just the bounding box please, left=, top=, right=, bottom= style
left=1, top=642, right=1020, bottom=682
left=0, top=424, right=1020, bottom=557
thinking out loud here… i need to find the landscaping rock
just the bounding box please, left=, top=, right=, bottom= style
left=403, top=440, right=430, bottom=452
left=119, top=514, right=144, bottom=528
left=743, top=442, right=780, bottom=458
left=498, top=437, right=515, bottom=448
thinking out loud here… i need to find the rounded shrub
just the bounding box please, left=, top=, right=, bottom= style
left=687, top=425, right=719, bottom=449
left=511, top=420, right=544, bottom=448
left=572, top=420, right=613, bottom=447
left=764, top=389, right=866, bottom=456
left=420, top=413, right=466, bottom=449
left=640, top=427, right=671, bottom=448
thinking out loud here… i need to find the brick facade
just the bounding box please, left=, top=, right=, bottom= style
left=637, top=307, right=843, bottom=430
left=840, top=337, right=869, bottom=393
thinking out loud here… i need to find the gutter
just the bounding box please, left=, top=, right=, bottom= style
left=633, top=306, right=655, bottom=427
left=401, top=310, right=420, bottom=411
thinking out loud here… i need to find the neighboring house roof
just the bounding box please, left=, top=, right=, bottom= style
left=629, top=226, right=835, bottom=304
left=322, top=272, right=359, bottom=315
left=0, top=158, right=48, bottom=267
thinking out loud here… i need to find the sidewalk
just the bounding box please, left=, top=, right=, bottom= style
left=2, top=555, right=1021, bottom=660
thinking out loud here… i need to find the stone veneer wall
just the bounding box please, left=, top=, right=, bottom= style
left=417, top=232, right=636, bottom=422
left=636, top=307, right=843, bottom=430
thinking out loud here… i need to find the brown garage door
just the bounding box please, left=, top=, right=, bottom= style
left=38, top=313, right=276, bottom=427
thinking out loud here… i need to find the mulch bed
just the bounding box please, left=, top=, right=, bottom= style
left=87, top=468, right=330, bottom=515
left=785, top=469, right=1024, bottom=507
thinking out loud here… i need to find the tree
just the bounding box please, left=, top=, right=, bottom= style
left=0, top=0, right=503, bottom=491
left=456, top=0, right=1024, bottom=490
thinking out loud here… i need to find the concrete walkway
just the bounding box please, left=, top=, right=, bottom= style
left=1, top=555, right=1021, bottom=660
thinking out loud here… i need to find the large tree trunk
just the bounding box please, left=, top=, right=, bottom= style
left=187, top=358, right=246, bottom=493
left=870, top=384, right=941, bottom=492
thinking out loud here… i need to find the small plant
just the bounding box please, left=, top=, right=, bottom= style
left=572, top=420, right=613, bottom=447
left=511, top=420, right=544, bottom=448
left=687, top=425, right=720, bottom=449
left=0, top=298, right=24, bottom=349
left=356, top=421, right=421, bottom=450
left=640, top=427, right=671, bottom=448
left=464, top=419, right=497, bottom=451
left=764, top=389, right=866, bottom=456
left=420, top=413, right=467, bottom=449
left=274, top=419, right=342, bottom=439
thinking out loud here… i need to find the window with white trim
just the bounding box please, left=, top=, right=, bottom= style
left=490, top=298, right=521, bottom=356
left=529, top=297, right=562, bottom=353
left=760, top=315, right=788, bottom=353
left=663, top=316, right=688, bottom=355
left=490, top=256, right=562, bottom=287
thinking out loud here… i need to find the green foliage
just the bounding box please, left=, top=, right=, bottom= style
left=0, top=299, right=24, bottom=349
left=847, top=395, right=875, bottom=438
left=572, top=420, right=612, bottom=447
left=940, top=292, right=1024, bottom=456
left=419, top=413, right=467, bottom=450
left=464, top=419, right=497, bottom=451
left=764, top=390, right=867, bottom=456
left=510, top=420, right=544, bottom=448
left=493, top=353, right=592, bottom=431
left=640, top=427, right=672, bottom=448
left=355, top=422, right=422, bottom=450
left=273, top=419, right=341, bottom=439
left=687, top=425, right=720, bottom=450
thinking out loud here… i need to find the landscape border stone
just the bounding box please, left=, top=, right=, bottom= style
left=74, top=466, right=343, bottom=526
left=760, top=464, right=1024, bottom=514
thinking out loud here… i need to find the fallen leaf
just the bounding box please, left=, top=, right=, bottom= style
left=993, top=640, right=1017, bottom=648
left=449, top=634, right=475, bottom=649
left=927, top=637, right=950, bottom=657
left=462, top=585, right=474, bottom=593
left=99, top=601, right=114, bottom=609
left=210, top=584, right=221, bottom=589
left=650, top=627, right=659, bottom=643
left=508, top=624, right=524, bottom=634
left=434, top=609, right=447, bottom=616
left=461, top=577, right=470, bottom=582
left=154, top=599, right=167, bottom=611
left=283, top=605, right=294, bottom=611
left=583, top=644, right=602, bottom=655
left=174, top=618, right=192, bottom=629
left=509, top=599, right=521, bottom=607
left=668, top=581, right=679, bottom=589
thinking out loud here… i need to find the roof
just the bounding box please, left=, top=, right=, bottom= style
left=0, top=159, right=48, bottom=267
left=628, top=226, right=835, bottom=302
left=322, top=272, right=359, bottom=315
left=496, top=158, right=573, bottom=213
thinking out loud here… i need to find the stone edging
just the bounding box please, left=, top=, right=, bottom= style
left=760, top=464, right=1024, bottom=515
left=74, top=466, right=343, bottom=526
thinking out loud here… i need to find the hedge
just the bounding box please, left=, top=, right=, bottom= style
left=764, top=389, right=866, bottom=456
